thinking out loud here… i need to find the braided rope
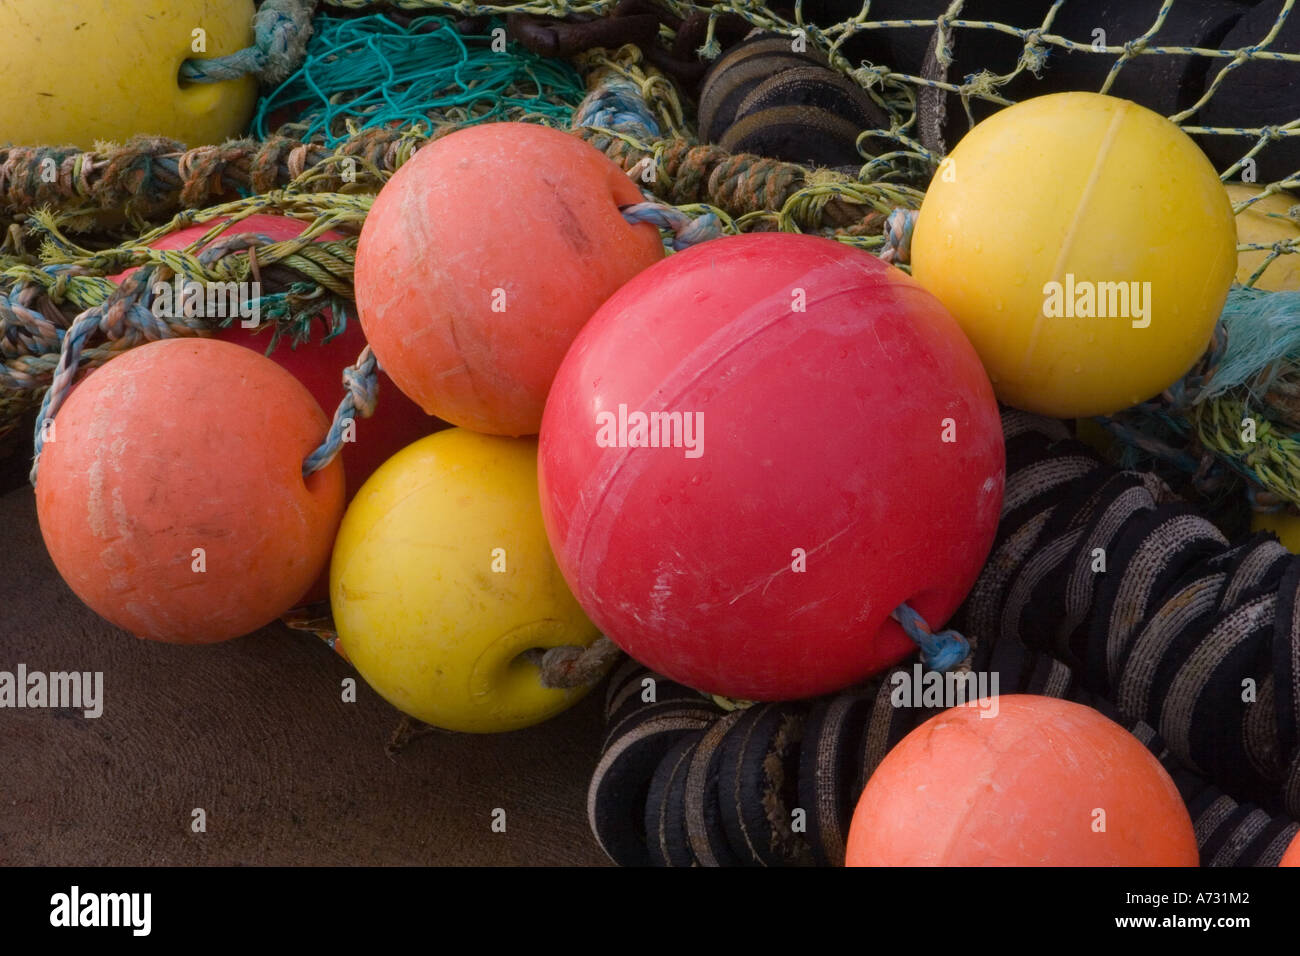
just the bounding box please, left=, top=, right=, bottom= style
left=180, top=0, right=317, bottom=86
left=890, top=602, right=970, bottom=672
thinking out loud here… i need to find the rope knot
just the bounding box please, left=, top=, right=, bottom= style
left=620, top=201, right=723, bottom=251
left=879, top=207, right=916, bottom=265
left=573, top=76, right=661, bottom=140
left=343, top=358, right=378, bottom=420
left=179, top=0, right=315, bottom=86
left=1120, top=38, right=1146, bottom=60
left=1019, top=30, right=1050, bottom=74
left=302, top=344, right=379, bottom=477
left=891, top=603, right=970, bottom=673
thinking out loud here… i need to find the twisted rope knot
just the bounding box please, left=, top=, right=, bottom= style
left=620, top=201, right=722, bottom=250
left=1120, top=38, right=1146, bottom=60
left=179, top=0, right=315, bottom=86
left=1019, top=29, right=1050, bottom=74
left=303, top=344, right=378, bottom=477
left=533, top=636, right=623, bottom=689
left=696, top=37, right=723, bottom=61
left=572, top=76, right=661, bottom=140
left=891, top=602, right=970, bottom=673
left=878, top=207, right=916, bottom=265
left=342, top=356, right=378, bottom=420
left=850, top=64, right=890, bottom=91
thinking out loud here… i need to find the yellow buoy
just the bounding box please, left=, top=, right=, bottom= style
left=912, top=92, right=1237, bottom=419
left=0, top=0, right=257, bottom=148
left=1227, top=184, right=1300, bottom=292
left=330, top=428, right=603, bottom=733
left=1252, top=509, right=1300, bottom=554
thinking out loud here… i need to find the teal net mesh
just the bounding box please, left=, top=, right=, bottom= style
left=253, top=13, right=587, bottom=145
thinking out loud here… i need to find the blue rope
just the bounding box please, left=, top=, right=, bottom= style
left=572, top=76, right=661, bottom=140
left=30, top=263, right=198, bottom=485
left=298, top=201, right=723, bottom=475
left=620, top=202, right=722, bottom=251
left=180, top=0, right=315, bottom=86
left=303, top=339, right=378, bottom=477
left=891, top=602, right=970, bottom=672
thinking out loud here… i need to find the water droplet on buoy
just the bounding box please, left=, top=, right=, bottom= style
left=974, top=240, right=983, bottom=253
left=945, top=235, right=954, bottom=249
left=1073, top=365, right=1082, bottom=374
left=994, top=300, right=1004, bottom=312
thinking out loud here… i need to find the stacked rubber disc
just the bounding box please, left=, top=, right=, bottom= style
left=696, top=32, right=888, bottom=167
left=591, top=645, right=1298, bottom=866
left=963, top=411, right=1300, bottom=815
left=588, top=409, right=1300, bottom=866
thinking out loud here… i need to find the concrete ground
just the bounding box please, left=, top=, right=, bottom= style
left=0, top=454, right=609, bottom=866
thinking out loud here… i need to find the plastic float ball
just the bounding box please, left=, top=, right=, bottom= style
left=112, top=214, right=442, bottom=503
left=0, top=0, right=257, bottom=148
left=539, top=233, right=1004, bottom=701
left=1226, top=185, right=1300, bottom=292
left=330, top=428, right=602, bottom=733
left=36, top=338, right=344, bottom=643
left=354, top=122, right=665, bottom=436
left=1281, top=830, right=1300, bottom=866
left=1251, top=509, right=1300, bottom=553
left=845, top=695, right=1200, bottom=866
left=911, top=92, right=1238, bottom=419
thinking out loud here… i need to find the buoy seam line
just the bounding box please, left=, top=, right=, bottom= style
left=1023, top=100, right=1130, bottom=381
left=561, top=262, right=897, bottom=593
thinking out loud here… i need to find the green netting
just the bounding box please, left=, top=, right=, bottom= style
left=314, top=0, right=1300, bottom=186
left=253, top=13, right=587, bottom=146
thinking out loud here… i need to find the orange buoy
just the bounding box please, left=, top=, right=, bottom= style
left=1281, top=830, right=1300, bottom=866
left=36, top=338, right=344, bottom=643
left=845, top=695, right=1199, bottom=866
left=354, top=122, right=664, bottom=436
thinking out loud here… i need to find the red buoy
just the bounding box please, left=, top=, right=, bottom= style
left=36, top=338, right=344, bottom=643
left=538, top=233, right=1004, bottom=700
left=112, top=214, right=440, bottom=502
left=354, top=122, right=665, bottom=436
left=845, top=695, right=1200, bottom=866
